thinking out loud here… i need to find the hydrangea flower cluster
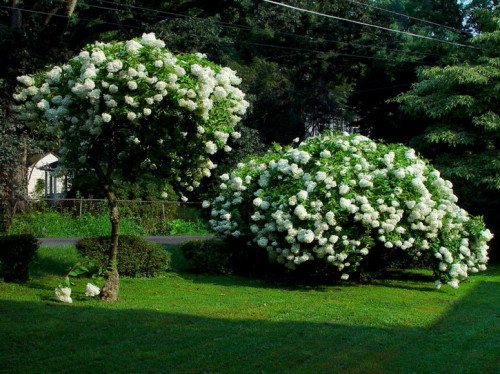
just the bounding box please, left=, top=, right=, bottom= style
left=13, top=33, right=248, bottom=199
left=85, top=283, right=100, bottom=297
left=54, top=287, right=72, bottom=303
left=207, top=132, right=492, bottom=288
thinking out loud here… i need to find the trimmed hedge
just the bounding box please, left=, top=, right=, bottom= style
left=76, top=235, right=170, bottom=277
left=0, top=234, right=40, bottom=282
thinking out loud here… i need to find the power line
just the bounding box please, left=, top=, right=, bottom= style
left=0, top=5, right=432, bottom=65
left=0, top=4, right=143, bottom=30
left=88, top=0, right=441, bottom=58
left=262, top=0, right=479, bottom=50
left=86, top=2, right=191, bottom=20
left=345, top=0, right=465, bottom=34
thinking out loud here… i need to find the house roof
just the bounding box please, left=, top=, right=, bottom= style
left=28, top=152, right=59, bottom=166
left=38, top=160, right=59, bottom=171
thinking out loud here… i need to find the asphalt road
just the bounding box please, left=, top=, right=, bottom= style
left=38, top=235, right=214, bottom=246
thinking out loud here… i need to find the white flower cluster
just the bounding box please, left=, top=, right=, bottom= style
left=85, top=283, right=100, bottom=297
left=54, top=287, right=72, bottom=303
left=207, top=133, right=492, bottom=288
left=13, top=33, right=248, bottom=199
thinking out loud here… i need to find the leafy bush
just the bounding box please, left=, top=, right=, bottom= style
left=169, top=219, right=213, bottom=235
left=180, top=239, right=232, bottom=274
left=75, top=236, right=170, bottom=277
left=207, top=132, right=493, bottom=288
left=10, top=211, right=147, bottom=237
left=10, top=208, right=211, bottom=237
left=0, top=234, right=40, bottom=282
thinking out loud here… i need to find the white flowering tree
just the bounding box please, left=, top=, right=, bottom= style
left=207, top=132, right=492, bottom=289
left=13, top=33, right=248, bottom=301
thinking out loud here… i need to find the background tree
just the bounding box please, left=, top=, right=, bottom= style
left=13, top=33, right=249, bottom=301
left=0, top=77, right=45, bottom=233
left=395, top=6, right=499, bottom=257
left=0, top=107, right=30, bottom=233
left=348, top=0, right=475, bottom=142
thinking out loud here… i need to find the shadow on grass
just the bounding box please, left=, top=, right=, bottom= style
left=30, top=257, right=75, bottom=277
left=162, top=242, right=445, bottom=292
left=30, top=246, right=84, bottom=278
left=162, top=244, right=191, bottom=273
left=1, top=280, right=498, bottom=374
left=174, top=268, right=440, bottom=293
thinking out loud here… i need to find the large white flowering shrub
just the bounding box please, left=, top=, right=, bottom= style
left=207, top=132, right=492, bottom=288
left=13, top=33, right=248, bottom=199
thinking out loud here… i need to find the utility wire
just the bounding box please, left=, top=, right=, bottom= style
left=0, top=5, right=432, bottom=65
left=0, top=4, right=143, bottom=30
left=345, top=0, right=465, bottom=34
left=262, top=0, right=479, bottom=50
left=88, top=0, right=440, bottom=58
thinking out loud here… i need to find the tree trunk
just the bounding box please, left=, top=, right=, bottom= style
left=10, top=0, right=22, bottom=28
left=100, top=188, right=120, bottom=302
left=66, top=0, right=78, bottom=17
left=2, top=141, right=28, bottom=233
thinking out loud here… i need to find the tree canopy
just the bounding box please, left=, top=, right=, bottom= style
left=395, top=6, right=499, bottom=213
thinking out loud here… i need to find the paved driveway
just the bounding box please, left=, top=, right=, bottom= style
left=38, top=236, right=214, bottom=246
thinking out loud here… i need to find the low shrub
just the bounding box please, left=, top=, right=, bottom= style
left=168, top=219, right=213, bottom=236
left=180, top=239, right=232, bottom=274
left=0, top=234, right=40, bottom=282
left=75, top=235, right=170, bottom=277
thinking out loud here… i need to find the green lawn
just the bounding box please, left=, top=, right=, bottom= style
left=0, top=246, right=499, bottom=374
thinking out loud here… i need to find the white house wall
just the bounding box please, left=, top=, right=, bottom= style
left=27, top=153, right=67, bottom=197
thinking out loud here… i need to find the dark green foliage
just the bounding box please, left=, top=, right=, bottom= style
left=229, top=240, right=433, bottom=283
left=395, top=7, right=499, bottom=258
left=0, top=103, right=38, bottom=233
left=180, top=239, right=232, bottom=274
left=69, top=172, right=179, bottom=201
left=360, top=243, right=434, bottom=274
left=76, top=236, right=170, bottom=278
left=224, top=237, right=277, bottom=276
left=181, top=237, right=275, bottom=276
left=0, top=234, right=39, bottom=282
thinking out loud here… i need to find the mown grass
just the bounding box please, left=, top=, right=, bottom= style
left=0, top=246, right=498, bottom=374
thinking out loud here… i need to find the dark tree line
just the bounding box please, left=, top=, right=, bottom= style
left=1, top=1, right=497, bottom=250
